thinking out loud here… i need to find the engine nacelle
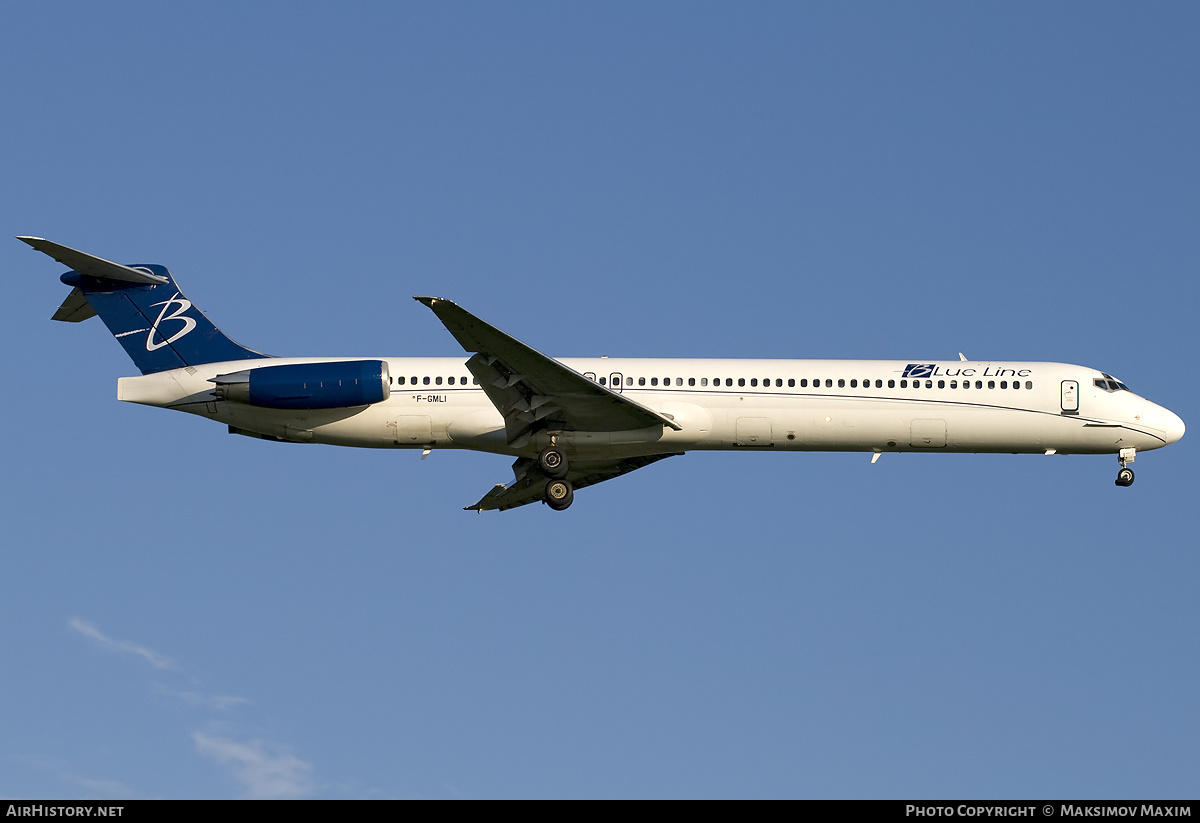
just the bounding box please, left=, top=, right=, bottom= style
left=212, top=360, right=390, bottom=410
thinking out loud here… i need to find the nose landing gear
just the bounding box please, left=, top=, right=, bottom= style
left=1115, top=448, right=1136, bottom=487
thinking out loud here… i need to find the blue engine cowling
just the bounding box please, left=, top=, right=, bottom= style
left=212, top=360, right=391, bottom=410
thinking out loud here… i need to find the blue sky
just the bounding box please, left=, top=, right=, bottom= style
left=2, top=2, right=1196, bottom=799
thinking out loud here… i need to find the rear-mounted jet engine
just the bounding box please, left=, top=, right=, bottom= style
left=212, top=360, right=390, bottom=410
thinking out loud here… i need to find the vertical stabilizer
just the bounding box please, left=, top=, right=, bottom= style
left=19, top=237, right=268, bottom=374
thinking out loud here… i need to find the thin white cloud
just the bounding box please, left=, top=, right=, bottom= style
left=153, top=684, right=250, bottom=711
left=68, top=618, right=178, bottom=671
left=193, top=733, right=315, bottom=799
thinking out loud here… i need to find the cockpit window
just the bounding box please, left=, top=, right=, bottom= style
left=1093, top=373, right=1130, bottom=393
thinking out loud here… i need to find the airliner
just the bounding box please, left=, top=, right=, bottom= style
left=21, top=237, right=1185, bottom=511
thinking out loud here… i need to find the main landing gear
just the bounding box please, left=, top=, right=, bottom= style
left=538, top=445, right=574, bottom=510
left=1115, top=448, right=1136, bottom=487
left=537, top=445, right=569, bottom=479
left=544, top=478, right=574, bottom=511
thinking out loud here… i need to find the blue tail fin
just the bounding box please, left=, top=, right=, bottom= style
left=21, top=237, right=268, bottom=374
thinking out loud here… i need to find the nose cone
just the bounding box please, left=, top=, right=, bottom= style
left=1162, top=408, right=1185, bottom=445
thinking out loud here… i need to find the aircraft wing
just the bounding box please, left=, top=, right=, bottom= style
left=467, top=452, right=682, bottom=512
left=414, top=296, right=682, bottom=448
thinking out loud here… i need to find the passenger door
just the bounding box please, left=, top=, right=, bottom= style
left=1061, top=380, right=1079, bottom=414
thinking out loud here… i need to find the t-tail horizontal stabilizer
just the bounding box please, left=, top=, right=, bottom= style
left=20, top=236, right=268, bottom=375
left=18, top=237, right=168, bottom=285
left=20, top=236, right=168, bottom=324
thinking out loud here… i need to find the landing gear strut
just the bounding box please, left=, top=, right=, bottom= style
left=1115, top=448, right=1136, bottom=487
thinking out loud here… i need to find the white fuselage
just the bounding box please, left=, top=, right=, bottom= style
left=117, top=357, right=1185, bottom=460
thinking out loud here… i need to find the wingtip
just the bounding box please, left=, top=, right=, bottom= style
left=413, top=296, right=439, bottom=307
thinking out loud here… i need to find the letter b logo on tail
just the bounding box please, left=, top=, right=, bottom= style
left=146, top=292, right=197, bottom=351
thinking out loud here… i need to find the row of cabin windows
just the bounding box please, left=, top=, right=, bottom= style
left=389, top=374, right=1035, bottom=391
left=391, top=375, right=478, bottom=386
left=596, top=375, right=1036, bottom=391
